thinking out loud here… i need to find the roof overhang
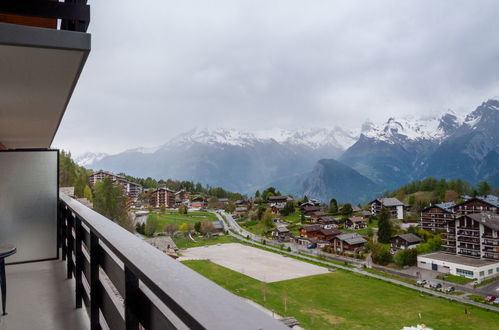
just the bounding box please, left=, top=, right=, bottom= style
left=0, top=22, right=90, bottom=149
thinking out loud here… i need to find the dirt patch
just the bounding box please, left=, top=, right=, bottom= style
left=178, top=243, right=329, bottom=282
left=302, top=308, right=346, bottom=325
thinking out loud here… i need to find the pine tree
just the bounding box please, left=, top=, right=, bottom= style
left=377, top=207, right=393, bottom=243
left=329, top=198, right=338, bottom=214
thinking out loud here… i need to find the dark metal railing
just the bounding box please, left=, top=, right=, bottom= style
left=59, top=193, right=286, bottom=330
left=0, top=0, right=90, bottom=32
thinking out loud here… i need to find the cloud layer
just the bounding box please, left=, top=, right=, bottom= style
left=54, top=0, right=499, bottom=155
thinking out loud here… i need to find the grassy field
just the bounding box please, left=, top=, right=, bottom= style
left=183, top=260, right=499, bottom=329
left=437, top=274, right=474, bottom=285
left=240, top=220, right=273, bottom=236
left=154, top=210, right=218, bottom=230
left=173, top=235, right=239, bottom=249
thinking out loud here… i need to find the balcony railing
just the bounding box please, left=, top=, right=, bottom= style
left=59, top=193, right=286, bottom=330
left=483, top=241, right=499, bottom=247
left=482, top=234, right=499, bottom=240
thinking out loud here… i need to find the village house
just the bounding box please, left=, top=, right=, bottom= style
left=272, top=226, right=292, bottom=241
left=344, top=216, right=367, bottom=230
left=233, top=207, right=247, bottom=216
left=370, top=197, right=405, bottom=219
left=271, top=204, right=285, bottom=215
left=331, top=233, right=367, bottom=253
left=190, top=196, right=207, bottom=209
left=268, top=195, right=290, bottom=206
left=390, top=233, right=421, bottom=252
left=299, top=199, right=321, bottom=209
left=316, top=228, right=342, bottom=241
left=299, top=224, right=322, bottom=238
left=302, top=206, right=321, bottom=217
left=309, top=211, right=327, bottom=220
left=316, top=216, right=338, bottom=225
left=150, top=187, right=175, bottom=208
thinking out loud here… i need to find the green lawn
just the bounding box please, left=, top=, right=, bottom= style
left=173, top=235, right=239, bottom=249
left=241, top=220, right=274, bottom=236
left=183, top=260, right=499, bottom=329
left=281, top=211, right=302, bottom=223
left=437, top=274, right=474, bottom=285
left=154, top=211, right=218, bottom=230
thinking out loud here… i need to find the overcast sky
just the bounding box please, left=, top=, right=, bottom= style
left=53, top=0, right=499, bottom=156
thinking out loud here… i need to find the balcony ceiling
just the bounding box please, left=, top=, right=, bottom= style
left=0, top=22, right=90, bottom=149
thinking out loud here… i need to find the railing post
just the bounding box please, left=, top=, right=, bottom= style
left=125, top=266, right=140, bottom=330
left=75, top=216, right=83, bottom=308
left=90, top=231, right=101, bottom=330
left=67, top=211, right=74, bottom=279
left=61, top=205, right=67, bottom=261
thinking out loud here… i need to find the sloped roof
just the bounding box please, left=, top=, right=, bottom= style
left=454, top=195, right=499, bottom=209
left=348, top=216, right=365, bottom=223
left=379, top=197, right=404, bottom=207
left=320, top=228, right=341, bottom=236
left=268, top=195, right=289, bottom=200
left=423, top=202, right=455, bottom=213
left=336, top=233, right=367, bottom=245
left=301, top=224, right=322, bottom=232
left=393, top=233, right=421, bottom=244
left=467, top=213, right=499, bottom=231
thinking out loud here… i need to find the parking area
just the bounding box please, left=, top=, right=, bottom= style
left=178, top=243, right=330, bottom=282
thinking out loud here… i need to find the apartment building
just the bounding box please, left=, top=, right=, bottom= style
left=89, top=170, right=143, bottom=199
left=370, top=197, right=405, bottom=219
left=150, top=187, right=175, bottom=208
left=418, top=195, right=499, bottom=279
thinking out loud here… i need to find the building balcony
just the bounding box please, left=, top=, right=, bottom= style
left=457, top=237, right=480, bottom=244
left=483, top=241, right=499, bottom=247
left=457, top=231, right=480, bottom=238
left=483, top=254, right=499, bottom=261
left=482, top=234, right=499, bottom=240
left=3, top=195, right=285, bottom=329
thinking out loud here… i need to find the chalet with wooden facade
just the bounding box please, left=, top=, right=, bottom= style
left=344, top=216, right=367, bottom=230
left=190, top=196, right=207, bottom=209
left=370, top=197, right=405, bottom=219
left=299, top=224, right=322, bottom=238
left=233, top=207, right=248, bottom=216
left=150, top=187, right=175, bottom=208
left=271, top=226, right=291, bottom=241
left=331, top=233, right=367, bottom=253
left=391, top=234, right=421, bottom=251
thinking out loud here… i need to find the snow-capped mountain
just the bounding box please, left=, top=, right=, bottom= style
left=82, top=99, right=498, bottom=200
left=361, top=111, right=461, bottom=144
left=75, top=152, right=108, bottom=167
left=162, top=127, right=358, bottom=151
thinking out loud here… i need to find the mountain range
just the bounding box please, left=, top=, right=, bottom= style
left=78, top=99, right=499, bottom=204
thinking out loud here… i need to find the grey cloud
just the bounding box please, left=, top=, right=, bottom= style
left=54, top=0, right=499, bottom=155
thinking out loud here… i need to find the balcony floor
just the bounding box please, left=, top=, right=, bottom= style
left=0, top=260, right=89, bottom=330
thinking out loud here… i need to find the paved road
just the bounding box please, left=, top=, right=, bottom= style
left=213, top=211, right=499, bottom=313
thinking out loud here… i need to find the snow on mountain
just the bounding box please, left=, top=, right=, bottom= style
left=463, top=99, right=499, bottom=129
left=361, top=111, right=462, bottom=144
left=75, top=152, right=108, bottom=166
left=165, top=127, right=358, bottom=150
